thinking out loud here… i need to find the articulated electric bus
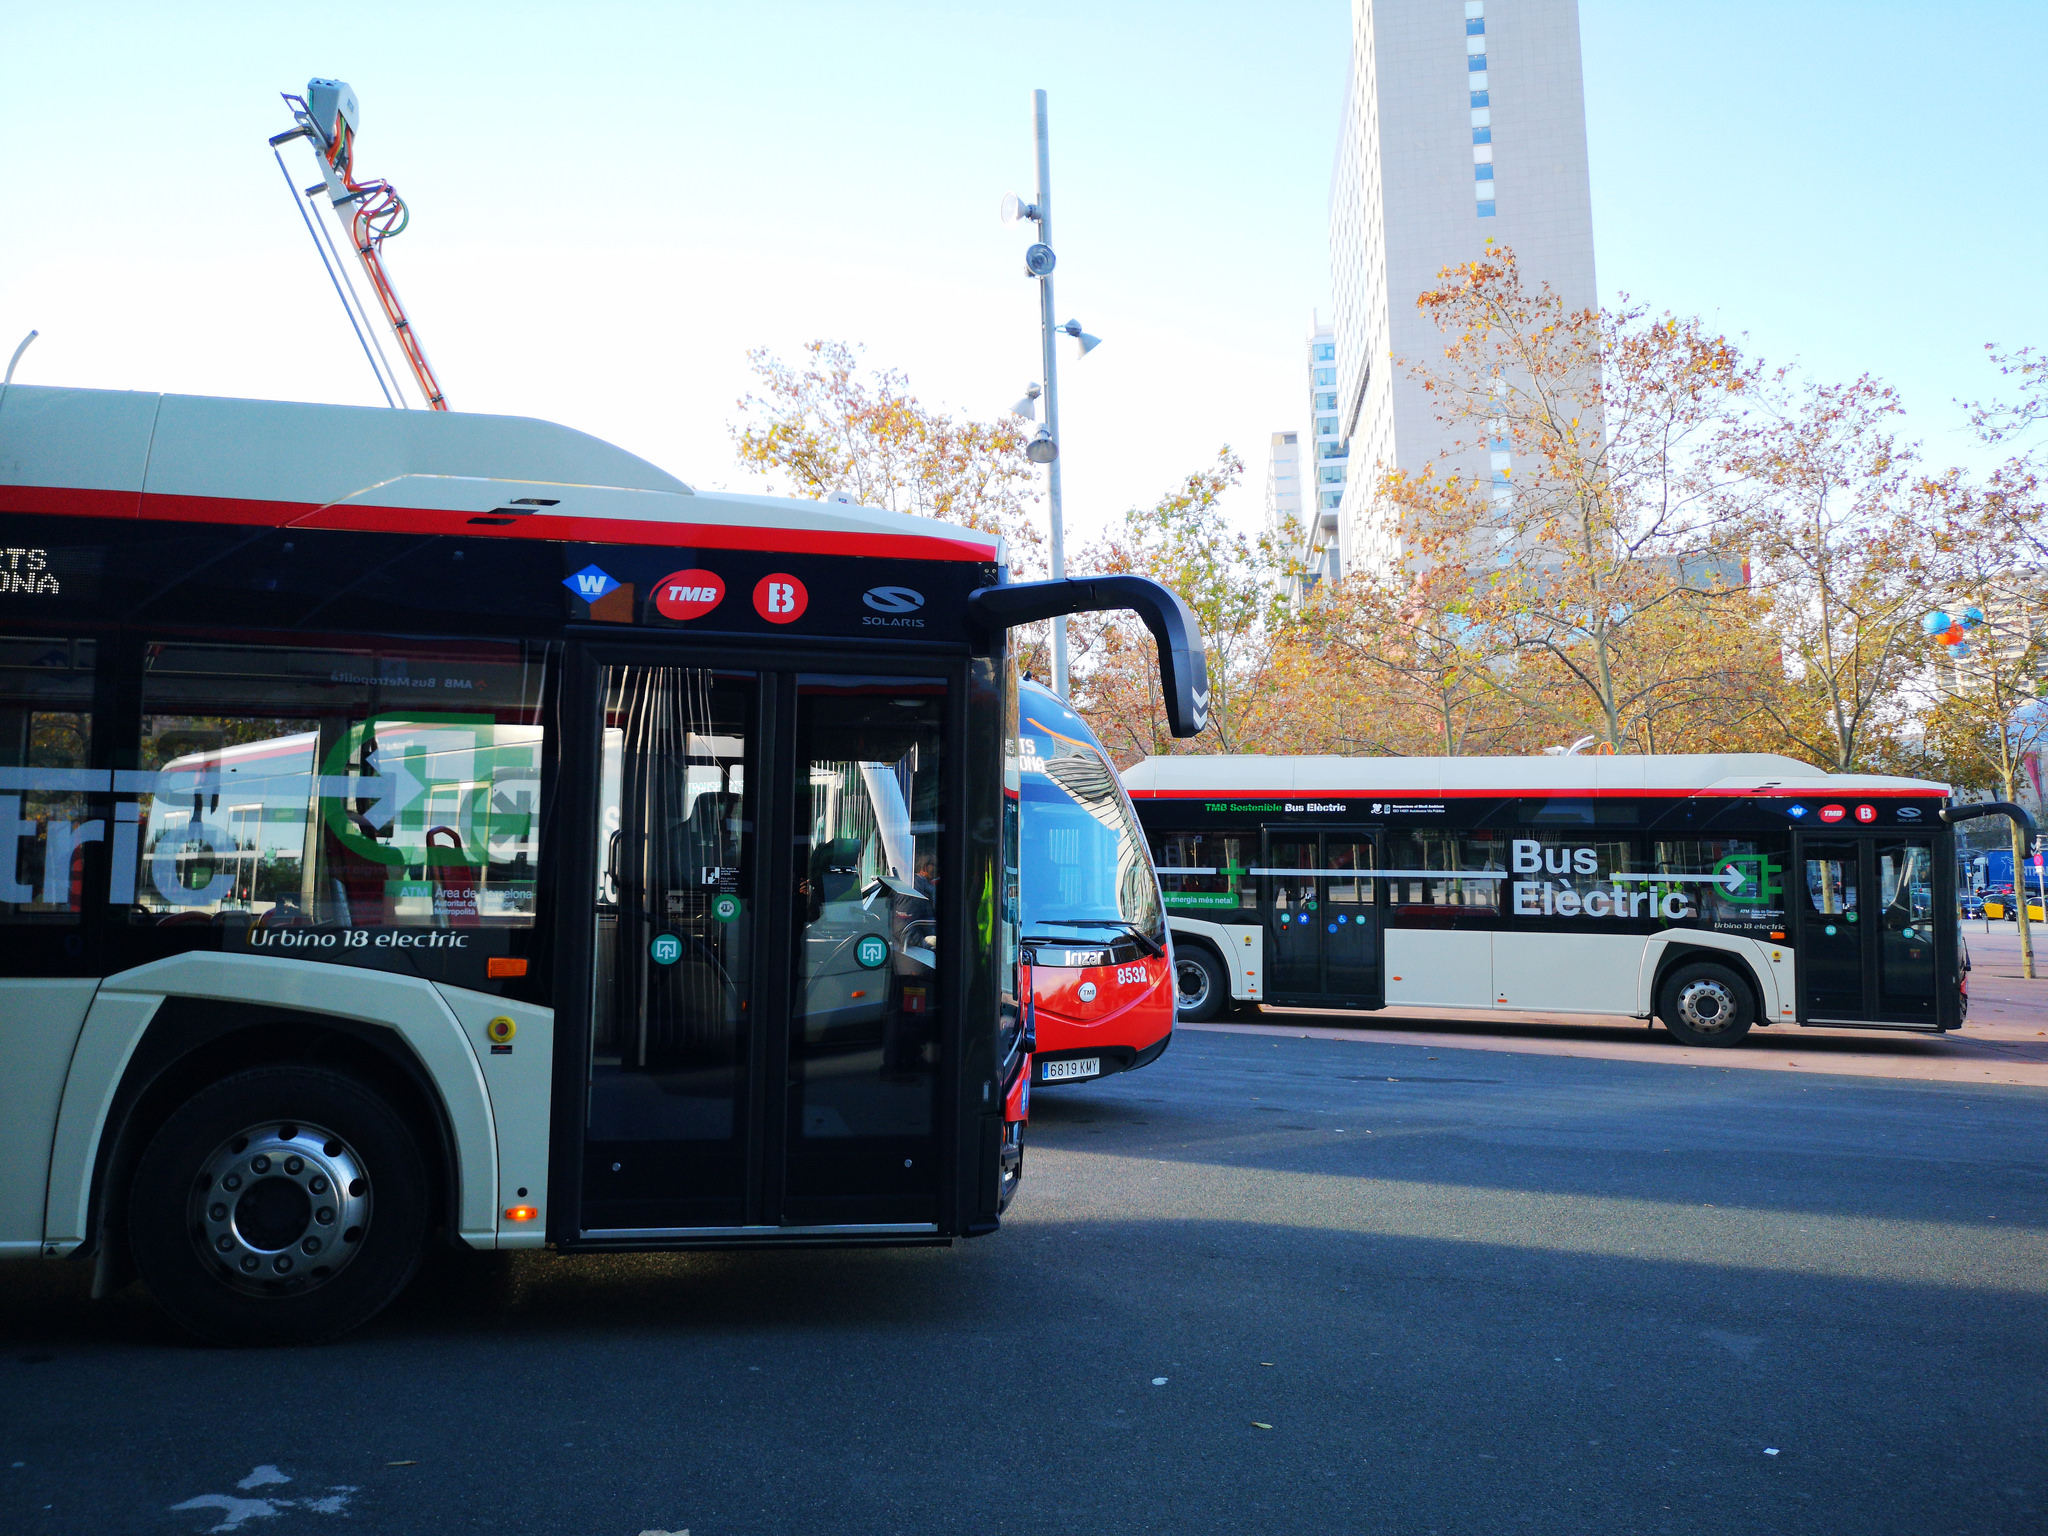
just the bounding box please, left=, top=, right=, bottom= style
left=0, top=384, right=1204, bottom=1343
left=1127, top=754, right=2026, bottom=1045
left=1015, top=679, right=1173, bottom=1088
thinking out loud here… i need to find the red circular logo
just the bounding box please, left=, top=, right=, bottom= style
left=753, top=573, right=808, bottom=623
left=1854, top=804, right=1877, bottom=823
left=652, top=568, right=725, bottom=621
left=1819, top=804, right=1846, bottom=823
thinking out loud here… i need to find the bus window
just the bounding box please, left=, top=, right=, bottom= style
left=0, top=636, right=95, bottom=923
left=1879, top=842, right=1937, bottom=1005
left=1386, top=830, right=1502, bottom=928
left=130, top=641, right=548, bottom=934
left=1153, top=831, right=1254, bottom=914
left=787, top=676, right=947, bottom=1213
left=1805, top=855, right=1856, bottom=916
left=1651, top=837, right=1788, bottom=937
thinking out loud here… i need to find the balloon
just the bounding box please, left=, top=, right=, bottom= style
left=1942, top=623, right=1966, bottom=645
left=1951, top=640, right=1973, bottom=659
left=1963, top=606, right=1986, bottom=627
left=1922, top=610, right=1952, bottom=635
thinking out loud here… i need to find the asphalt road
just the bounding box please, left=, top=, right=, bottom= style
left=4, top=1023, right=2045, bottom=1535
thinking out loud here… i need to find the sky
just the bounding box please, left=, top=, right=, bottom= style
left=1, top=2, right=2040, bottom=549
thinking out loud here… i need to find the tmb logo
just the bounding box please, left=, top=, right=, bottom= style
left=653, top=568, right=725, bottom=621
left=1819, top=804, right=1847, bottom=823
left=862, top=586, right=924, bottom=614
left=753, top=574, right=808, bottom=624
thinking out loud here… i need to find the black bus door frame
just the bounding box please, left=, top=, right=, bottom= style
left=1256, top=826, right=1385, bottom=1009
left=1790, top=829, right=1957, bottom=1031
left=547, top=638, right=974, bottom=1244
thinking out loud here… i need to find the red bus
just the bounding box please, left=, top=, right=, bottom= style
left=1016, top=680, right=1173, bottom=1087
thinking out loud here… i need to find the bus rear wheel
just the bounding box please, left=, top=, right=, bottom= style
left=1658, top=962, right=1756, bottom=1048
left=1175, top=946, right=1228, bottom=1023
left=129, top=1066, right=430, bottom=1346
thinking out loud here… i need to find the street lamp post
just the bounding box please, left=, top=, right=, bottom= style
left=1029, top=89, right=1071, bottom=696
left=1004, top=91, right=1104, bottom=697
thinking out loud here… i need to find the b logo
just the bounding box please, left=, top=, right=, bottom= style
left=653, top=568, right=725, bottom=620
left=753, top=574, right=808, bottom=624
left=1854, top=804, right=1876, bottom=823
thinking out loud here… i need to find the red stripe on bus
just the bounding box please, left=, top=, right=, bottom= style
left=4, top=485, right=1001, bottom=563
left=0, top=485, right=142, bottom=518
left=1125, top=787, right=1943, bottom=800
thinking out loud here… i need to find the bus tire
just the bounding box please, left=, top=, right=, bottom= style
left=1175, top=945, right=1228, bottom=1023
left=1658, top=961, right=1756, bottom=1048
left=128, top=1065, right=430, bottom=1347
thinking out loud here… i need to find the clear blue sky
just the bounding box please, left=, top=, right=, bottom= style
left=1, top=2, right=2038, bottom=540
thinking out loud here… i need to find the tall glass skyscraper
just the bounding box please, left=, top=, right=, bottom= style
left=1329, top=0, right=1597, bottom=577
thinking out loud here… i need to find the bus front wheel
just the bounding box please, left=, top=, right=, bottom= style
left=1658, top=962, right=1756, bottom=1048
left=129, top=1066, right=430, bottom=1346
left=1175, top=946, right=1228, bottom=1023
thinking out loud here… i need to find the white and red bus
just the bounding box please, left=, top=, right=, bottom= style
left=1014, top=679, right=1173, bottom=1088
left=0, top=383, right=1205, bottom=1343
left=1126, top=754, right=2020, bottom=1044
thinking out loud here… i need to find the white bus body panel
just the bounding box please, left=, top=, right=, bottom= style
left=0, top=980, right=99, bottom=1256
left=1385, top=931, right=1494, bottom=1009
left=40, top=953, right=549, bottom=1255
left=1166, top=918, right=1262, bottom=999
left=1490, top=931, right=1640, bottom=1014
left=432, top=985, right=554, bottom=1250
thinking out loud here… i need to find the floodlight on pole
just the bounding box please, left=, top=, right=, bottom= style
left=1056, top=319, right=1102, bottom=357
left=1026, top=426, right=1058, bottom=465
left=1010, top=382, right=1042, bottom=421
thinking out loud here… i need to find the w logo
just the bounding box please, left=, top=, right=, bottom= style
left=752, top=573, right=809, bottom=624
left=564, top=565, right=621, bottom=601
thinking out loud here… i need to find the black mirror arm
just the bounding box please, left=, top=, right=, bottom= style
left=966, top=575, right=1210, bottom=739
left=1941, top=801, right=2038, bottom=840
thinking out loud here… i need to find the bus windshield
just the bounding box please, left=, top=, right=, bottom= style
left=1017, top=703, right=1163, bottom=948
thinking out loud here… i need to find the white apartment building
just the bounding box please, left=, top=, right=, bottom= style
left=1268, top=318, right=1349, bottom=598
left=1263, top=429, right=1303, bottom=545
left=1329, top=0, right=1598, bottom=576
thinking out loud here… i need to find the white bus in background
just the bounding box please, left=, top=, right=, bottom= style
left=1122, top=754, right=2008, bottom=1046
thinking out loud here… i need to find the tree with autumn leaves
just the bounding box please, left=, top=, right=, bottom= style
left=727, top=308, right=2048, bottom=829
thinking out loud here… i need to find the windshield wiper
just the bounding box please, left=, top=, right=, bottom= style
left=1027, top=918, right=1165, bottom=957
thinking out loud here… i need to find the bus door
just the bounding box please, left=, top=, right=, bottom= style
left=1258, top=829, right=1383, bottom=1007
left=1793, top=834, right=1945, bottom=1028
left=567, top=650, right=954, bottom=1237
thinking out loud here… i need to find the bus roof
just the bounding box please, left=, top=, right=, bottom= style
left=1121, top=753, right=1951, bottom=799
left=0, top=385, right=1001, bottom=563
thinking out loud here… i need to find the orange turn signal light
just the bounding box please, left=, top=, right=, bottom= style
left=1768, top=931, right=1785, bottom=940
left=503, top=1205, right=538, bottom=1222
left=488, top=957, right=528, bottom=978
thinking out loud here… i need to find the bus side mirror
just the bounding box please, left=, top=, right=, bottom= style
left=966, top=575, right=1209, bottom=739
left=1941, top=802, right=2039, bottom=838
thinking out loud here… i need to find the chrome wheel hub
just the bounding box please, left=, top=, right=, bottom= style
left=1175, top=959, right=1211, bottom=1012
left=191, top=1121, right=371, bottom=1296
left=1676, top=978, right=1738, bottom=1035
